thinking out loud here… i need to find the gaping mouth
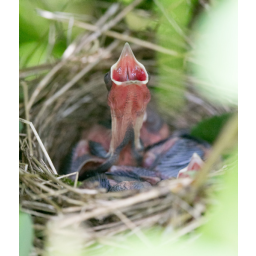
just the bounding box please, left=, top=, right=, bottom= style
left=110, top=42, right=148, bottom=85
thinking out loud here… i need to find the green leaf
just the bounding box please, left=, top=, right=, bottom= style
left=19, top=41, right=48, bottom=68
left=125, top=10, right=155, bottom=31
left=190, top=113, right=232, bottom=144
left=19, top=0, right=49, bottom=46
left=19, top=210, right=33, bottom=256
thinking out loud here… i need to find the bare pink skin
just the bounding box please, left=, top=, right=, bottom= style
left=72, top=125, right=111, bottom=175
left=81, top=124, right=111, bottom=152
left=108, top=43, right=151, bottom=155
left=140, top=122, right=170, bottom=148
left=72, top=139, right=105, bottom=176
left=177, top=153, right=204, bottom=179
left=108, top=82, right=151, bottom=152
left=113, top=107, right=170, bottom=166
left=73, top=140, right=90, bottom=161
left=116, top=143, right=137, bottom=166
left=73, top=124, right=111, bottom=161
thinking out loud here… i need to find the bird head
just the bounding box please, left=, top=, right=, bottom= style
left=104, top=43, right=151, bottom=156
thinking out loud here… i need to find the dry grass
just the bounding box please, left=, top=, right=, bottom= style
left=20, top=134, right=221, bottom=254
left=19, top=1, right=234, bottom=255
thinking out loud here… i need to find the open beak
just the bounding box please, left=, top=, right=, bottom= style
left=107, top=43, right=151, bottom=155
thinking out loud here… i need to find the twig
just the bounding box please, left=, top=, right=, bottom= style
left=21, top=177, right=62, bottom=213
left=27, top=60, right=66, bottom=109
left=64, top=3, right=120, bottom=58
left=40, top=171, right=79, bottom=185
left=161, top=217, right=208, bottom=245
left=61, top=96, right=91, bottom=118
left=21, top=201, right=56, bottom=213
left=30, top=189, right=68, bottom=201
left=19, top=62, right=58, bottom=79
left=37, top=9, right=181, bottom=57
left=21, top=208, right=53, bottom=219
left=21, top=82, right=33, bottom=156
left=40, top=159, right=55, bottom=175
left=58, top=186, right=170, bottom=228
left=32, top=157, right=98, bottom=195
left=114, top=210, right=152, bottom=248
left=44, top=40, right=119, bottom=106
left=154, top=0, right=194, bottom=47
left=19, top=118, right=57, bottom=174
left=74, top=172, right=79, bottom=188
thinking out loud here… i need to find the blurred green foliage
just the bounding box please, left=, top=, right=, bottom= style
left=200, top=149, right=238, bottom=248
left=193, top=0, right=238, bottom=105
left=19, top=0, right=95, bottom=67
left=190, top=113, right=232, bottom=144
left=19, top=0, right=49, bottom=67
left=19, top=210, right=33, bottom=256
left=125, top=9, right=156, bottom=31
left=154, top=0, right=198, bottom=112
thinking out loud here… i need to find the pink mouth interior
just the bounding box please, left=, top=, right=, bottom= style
left=112, top=55, right=147, bottom=82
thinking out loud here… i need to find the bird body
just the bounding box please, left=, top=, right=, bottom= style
left=143, top=135, right=210, bottom=179
left=61, top=43, right=211, bottom=191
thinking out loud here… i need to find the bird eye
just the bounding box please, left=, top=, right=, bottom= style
left=104, top=72, right=112, bottom=91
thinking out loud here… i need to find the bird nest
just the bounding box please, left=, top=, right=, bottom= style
left=19, top=2, right=230, bottom=254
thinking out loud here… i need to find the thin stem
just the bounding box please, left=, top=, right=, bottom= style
left=193, top=113, right=238, bottom=189
left=21, top=82, right=33, bottom=156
